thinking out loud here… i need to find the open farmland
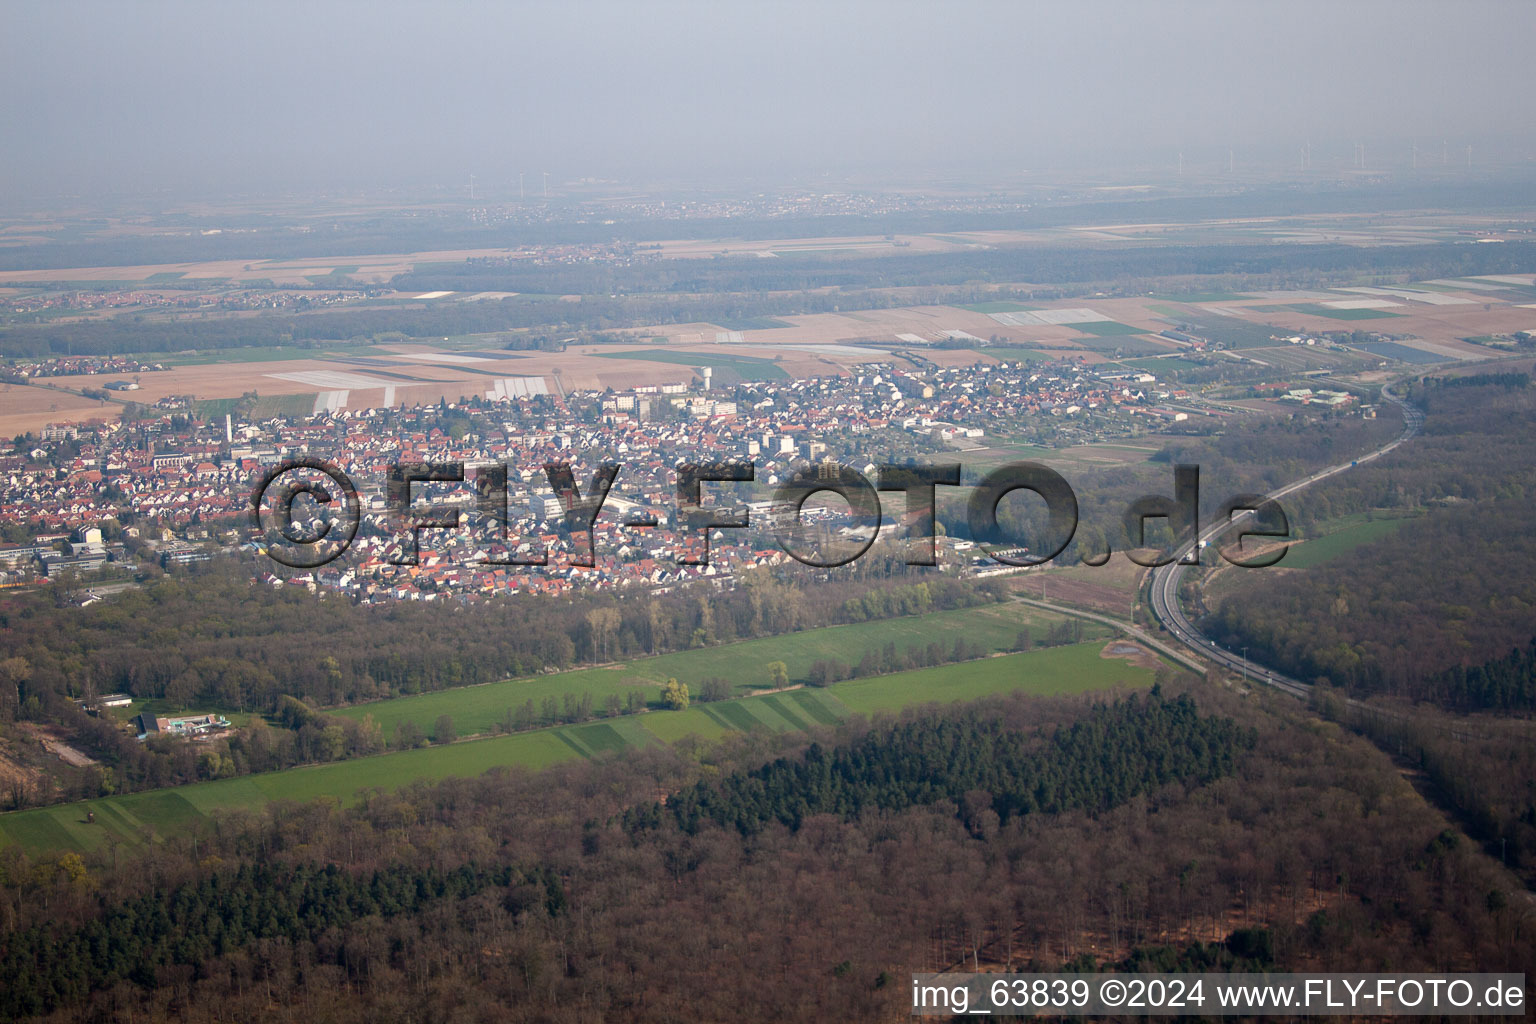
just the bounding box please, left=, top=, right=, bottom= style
left=1065, top=334, right=1169, bottom=355
left=1071, top=320, right=1149, bottom=337
left=1, top=339, right=880, bottom=432
left=10, top=273, right=1533, bottom=434
left=594, top=348, right=790, bottom=382
left=0, top=383, right=121, bottom=436
left=331, top=601, right=1096, bottom=739
left=824, top=642, right=1146, bottom=714
left=1286, top=303, right=1404, bottom=321
left=1353, top=341, right=1451, bottom=364
left=0, top=247, right=543, bottom=287
left=0, top=640, right=1154, bottom=854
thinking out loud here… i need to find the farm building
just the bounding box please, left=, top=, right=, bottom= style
left=134, top=712, right=231, bottom=741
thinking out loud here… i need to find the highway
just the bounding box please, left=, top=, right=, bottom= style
left=1146, top=383, right=1423, bottom=699
left=1011, top=595, right=1207, bottom=675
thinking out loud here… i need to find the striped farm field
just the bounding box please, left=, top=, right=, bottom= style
left=0, top=641, right=1154, bottom=855
left=329, top=601, right=1096, bottom=739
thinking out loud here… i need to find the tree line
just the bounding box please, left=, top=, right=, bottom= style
left=628, top=690, right=1251, bottom=837
left=393, top=240, right=1536, bottom=300
left=1424, top=638, right=1536, bottom=712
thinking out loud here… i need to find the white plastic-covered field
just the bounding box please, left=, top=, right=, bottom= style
left=486, top=377, right=550, bottom=400
left=266, top=370, right=397, bottom=389
left=989, top=308, right=1112, bottom=326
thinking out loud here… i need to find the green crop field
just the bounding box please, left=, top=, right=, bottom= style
left=827, top=643, right=1146, bottom=714
left=1069, top=335, right=1168, bottom=355
left=192, top=397, right=240, bottom=419
left=331, top=602, right=1097, bottom=739
left=595, top=349, right=789, bottom=381
left=1118, top=356, right=1194, bottom=375
left=1173, top=313, right=1285, bottom=349
left=193, top=393, right=316, bottom=420
left=0, top=641, right=1154, bottom=855
left=1072, top=321, right=1148, bottom=337
left=1282, top=512, right=1419, bottom=569
left=1287, top=304, right=1403, bottom=321
left=251, top=393, right=321, bottom=418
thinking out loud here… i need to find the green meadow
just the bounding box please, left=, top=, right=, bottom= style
left=1071, top=321, right=1148, bottom=337
left=0, top=640, right=1154, bottom=855
left=594, top=349, right=789, bottom=381
left=331, top=601, right=1098, bottom=738
left=1286, top=303, right=1403, bottom=321
left=192, top=392, right=317, bottom=421
left=251, top=392, right=321, bottom=418
left=1283, top=512, right=1419, bottom=569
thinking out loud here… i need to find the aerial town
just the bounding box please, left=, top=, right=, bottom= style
left=3, top=352, right=1355, bottom=601
left=5, top=4, right=1536, bottom=1019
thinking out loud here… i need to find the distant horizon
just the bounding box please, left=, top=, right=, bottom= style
left=6, top=0, right=1536, bottom=203
left=5, top=146, right=1536, bottom=219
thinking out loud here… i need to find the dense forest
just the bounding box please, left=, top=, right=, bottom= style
left=632, top=691, right=1250, bottom=836
left=1316, top=692, right=1536, bottom=880
left=1422, top=638, right=1536, bottom=711
left=1207, top=377, right=1536, bottom=701
left=0, top=861, right=564, bottom=1019
left=0, top=684, right=1529, bottom=1022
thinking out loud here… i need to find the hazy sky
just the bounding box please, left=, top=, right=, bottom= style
left=5, top=0, right=1536, bottom=197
